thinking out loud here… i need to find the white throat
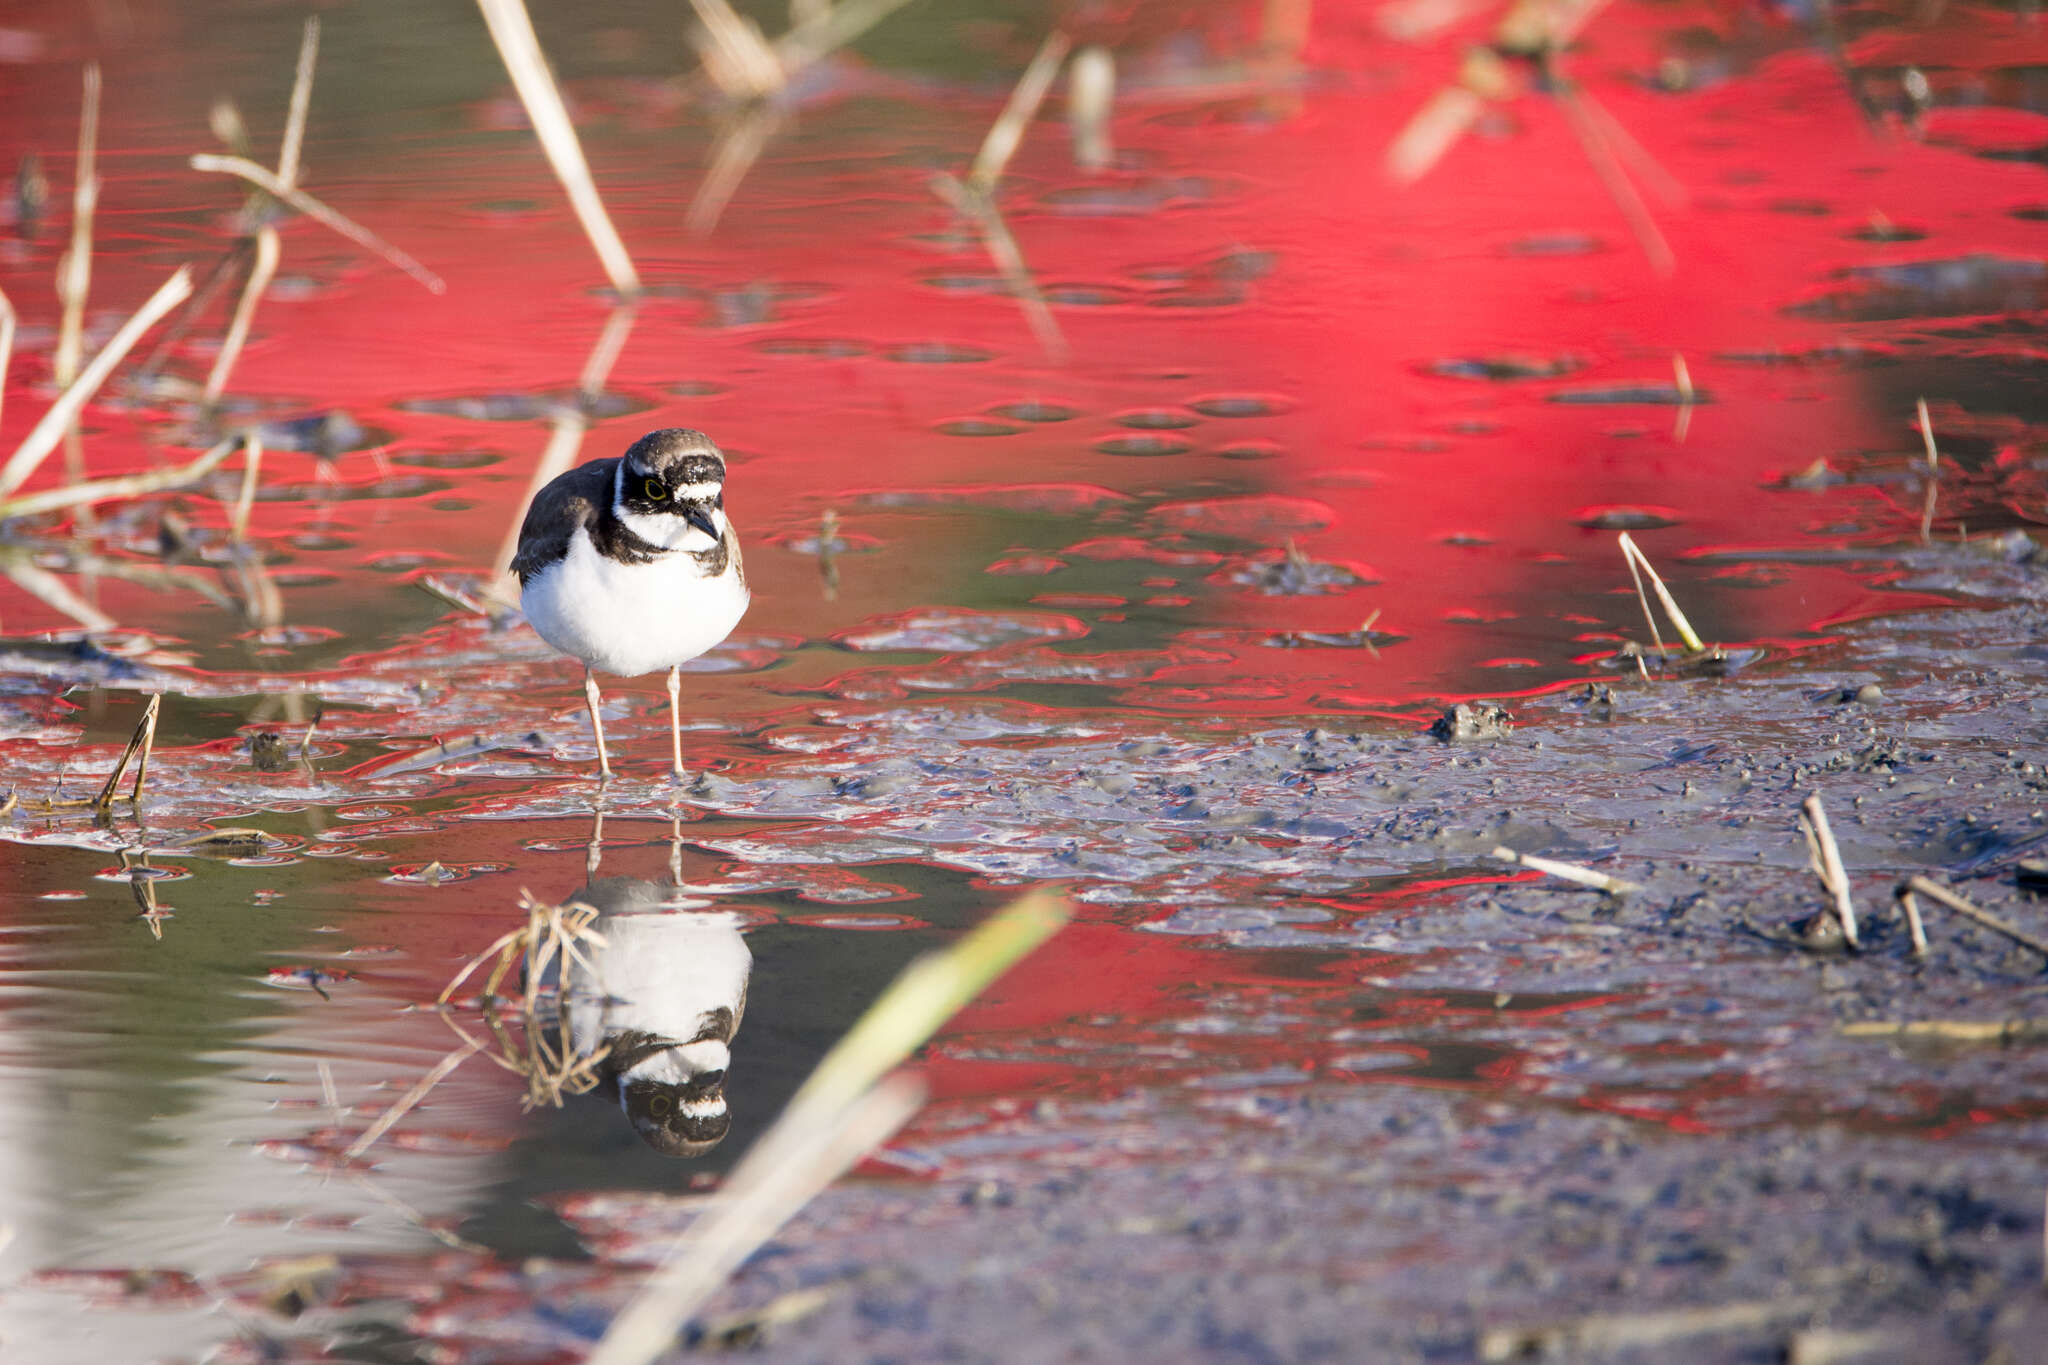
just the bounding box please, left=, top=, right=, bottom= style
left=613, top=465, right=726, bottom=552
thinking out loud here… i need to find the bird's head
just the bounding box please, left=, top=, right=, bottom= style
left=617, top=428, right=728, bottom=546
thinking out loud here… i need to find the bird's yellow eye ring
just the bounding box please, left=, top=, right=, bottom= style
left=643, top=477, right=664, bottom=500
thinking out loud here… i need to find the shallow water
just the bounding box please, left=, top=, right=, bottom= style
left=4, top=1, right=2048, bottom=1360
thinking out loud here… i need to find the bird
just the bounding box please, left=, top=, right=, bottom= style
left=512, top=428, right=748, bottom=779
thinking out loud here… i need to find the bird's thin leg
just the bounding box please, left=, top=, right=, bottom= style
left=583, top=667, right=612, bottom=780
left=586, top=795, right=607, bottom=881
left=667, top=664, right=685, bottom=781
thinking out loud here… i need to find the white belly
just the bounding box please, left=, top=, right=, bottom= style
left=520, top=532, right=749, bottom=677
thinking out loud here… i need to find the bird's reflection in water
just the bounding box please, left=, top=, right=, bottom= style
left=558, top=875, right=751, bottom=1157
left=527, top=804, right=751, bottom=1157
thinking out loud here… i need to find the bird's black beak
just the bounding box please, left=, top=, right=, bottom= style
left=684, top=504, right=720, bottom=540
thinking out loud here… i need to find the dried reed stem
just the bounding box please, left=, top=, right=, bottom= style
left=278, top=18, right=320, bottom=189
left=970, top=31, right=1072, bottom=191
left=231, top=433, right=263, bottom=539
left=1916, top=396, right=1939, bottom=546
left=0, top=436, right=233, bottom=521
left=1898, top=887, right=1928, bottom=957
left=1906, top=875, right=2048, bottom=961
left=188, top=156, right=445, bottom=294
left=1797, top=794, right=1860, bottom=949
left=91, top=692, right=161, bottom=809
left=54, top=64, right=101, bottom=392
left=689, top=0, right=784, bottom=99
left=1491, top=845, right=1640, bottom=895
left=204, top=225, right=279, bottom=406
left=344, top=1035, right=486, bottom=1161
left=1672, top=353, right=1693, bottom=443
left=1068, top=46, right=1116, bottom=171
left=589, top=1077, right=925, bottom=1365
left=1617, top=531, right=1705, bottom=655
left=0, top=267, right=195, bottom=499
left=474, top=0, right=641, bottom=297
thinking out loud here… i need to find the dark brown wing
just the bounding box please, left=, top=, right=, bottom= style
left=511, top=458, right=618, bottom=584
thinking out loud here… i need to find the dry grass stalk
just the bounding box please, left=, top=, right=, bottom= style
left=278, top=18, right=319, bottom=188
left=690, top=0, right=785, bottom=100
left=1672, top=353, right=1693, bottom=443
left=1916, top=396, right=1939, bottom=545
left=588, top=890, right=1068, bottom=1365
left=1480, top=1296, right=1811, bottom=1362
left=188, top=155, right=445, bottom=294
left=54, top=64, right=101, bottom=394
left=0, top=435, right=233, bottom=521
left=1068, top=46, right=1116, bottom=171
left=1906, top=875, right=2048, bottom=960
left=205, top=19, right=319, bottom=409
left=1840, top=1018, right=2048, bottom=1043
left=589, top=1077, right=925, bottom=1365
left=1898, top=887, right=1928, bottom=957
left=1797, top=794, right=1860, bottom=949
left=0, top=266, right=195, bottom=500
left=1617, top=531, right=1705, bottom=657
left=1490, top=844, right=1640, bottom=895
left=204, top=224, right=280, bottom=407
left=231, top=432, right=263, bottom=539
left=474, top=0, right=641, bottom=297
left=63, top=692, right=163, bottom=811
left=970, top=31, right=1073, bottom=192
left=344, top=1035, right=486, bottom=1161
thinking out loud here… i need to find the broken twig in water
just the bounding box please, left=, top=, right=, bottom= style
left=474, top=0, right=640, bottom=297
left=0, top=267, right=195, bottom=499
left=0, top=437, right=235, bottom=522
left=188, top=156, right=444, bottom=294
left=344, top=1035, right=486, bottom=1161
left=1798, top=794, right=1860, bottom=949
left=587, top=890, right=1069, bottom=1365
left=1897, top=886, right=1928, bottom=957
left=1490, top=845, right=1639, bottom=895
left=89, top=693, right=160, bottom=811
left=1617, top=530, right=1705, bottom=656
left=1905, top=875, right=2048, bottom=961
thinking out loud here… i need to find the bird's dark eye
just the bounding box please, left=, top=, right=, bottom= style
left=643, top=477, right=664, bottom=500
